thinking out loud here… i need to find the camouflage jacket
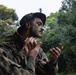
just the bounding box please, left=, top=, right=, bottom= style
left=0, top=32, right=58, bottom=75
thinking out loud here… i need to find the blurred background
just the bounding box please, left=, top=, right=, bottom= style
left=0, top=0, right=76, bottom=75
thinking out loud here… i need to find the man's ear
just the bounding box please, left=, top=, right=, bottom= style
left=26, top=23, right=31, bottom=29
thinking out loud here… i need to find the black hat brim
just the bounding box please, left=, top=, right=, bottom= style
left=20, top=12, right=46, bottom=26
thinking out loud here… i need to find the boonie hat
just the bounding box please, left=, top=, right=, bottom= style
left=20, top=12, right=46, bottom=26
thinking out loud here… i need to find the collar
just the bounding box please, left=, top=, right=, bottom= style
left=13, top=32, right=25, bottom=51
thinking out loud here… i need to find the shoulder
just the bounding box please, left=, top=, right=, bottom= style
left=0, top=35, right=15, bottom=56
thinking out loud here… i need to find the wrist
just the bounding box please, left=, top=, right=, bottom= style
left=49, top=60, right=58, bottom=67
left=49, top=58, right=57, bottom=64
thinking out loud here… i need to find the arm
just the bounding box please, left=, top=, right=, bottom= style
left=0, top=48, right=35, bottom=75
left=0, top=37, right=42, bottom=75
left=35, top=48, right=58, bottom=75
left=23, top=37, right=62, bottom=75
left=35, top=43, right=63, bottom=75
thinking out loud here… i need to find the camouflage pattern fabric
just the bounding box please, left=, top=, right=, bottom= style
left=0, top=32, right=57, bottom=75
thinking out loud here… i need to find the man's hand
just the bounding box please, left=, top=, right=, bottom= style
left=23, top=37, right=36, bottom=55
left=23, top=37, right=42, bottom=58
left=28, top=42, right=42, bottom=58
left=49, top=43, right=63, bottom=64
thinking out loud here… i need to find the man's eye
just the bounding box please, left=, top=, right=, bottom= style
left=37, top=23, right=42, bottom=26
left=38, top=23, right=40, bottom=26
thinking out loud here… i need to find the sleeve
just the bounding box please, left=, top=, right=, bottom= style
left=35, top=48, right=58, bottom=75
left=0, top=48, right=35, bottom=75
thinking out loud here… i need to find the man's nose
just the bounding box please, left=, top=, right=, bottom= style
left=41, top=26, right=44, bottom=31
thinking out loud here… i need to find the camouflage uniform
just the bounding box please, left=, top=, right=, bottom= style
left=0, top=32, right=58, bottom=75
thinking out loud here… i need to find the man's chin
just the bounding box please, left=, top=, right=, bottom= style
left=33, top=34, right=42, bottom=38
left=37, top=35, right=42, bottom=38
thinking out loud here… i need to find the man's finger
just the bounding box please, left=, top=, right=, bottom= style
left=35, top=42, right=42, bottom=50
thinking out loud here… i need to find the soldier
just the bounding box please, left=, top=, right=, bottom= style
left=0, top=12, right=62, bottom=75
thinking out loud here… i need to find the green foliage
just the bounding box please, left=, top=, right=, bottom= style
left=0, top=5, right=18, bottom=25
left=46, top=12, right=58, bottom=29
left=41, top=0, right=76, bottom=73
left=0, top=25, right=17, bottom=43
left=5, top=18, right=14, bottom=24
left=0, top=5, right=6, bottom=11
left=0, top=5, right=18, bottom=43
left=57, top=0, right=76, bottom=72
left=58, top=0, right=76, bottom=27
left=57, top=72, right=76, bottom=75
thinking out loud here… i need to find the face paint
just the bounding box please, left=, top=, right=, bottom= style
left=31, top=18, right=44, bottom=38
